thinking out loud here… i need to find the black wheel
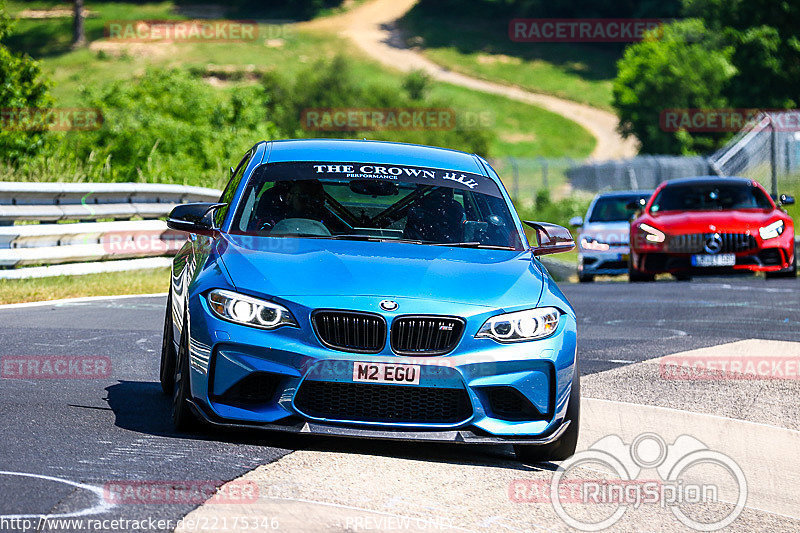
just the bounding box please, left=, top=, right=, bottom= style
left=578, top=274, right=594, bottom=283
left=159, top=293, right=176, bottom=395
left=765, top=256, right=797, bottom=279
left=674, top=273, right=692, bottom=282
left=628, top=268, right=655, bottom=282
left=514, top=358, right=580, bottom=463
left=172, top=315, right=200, bottom=432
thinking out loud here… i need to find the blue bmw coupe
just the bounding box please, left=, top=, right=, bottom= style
left=161, top=139, right=579, bottom=462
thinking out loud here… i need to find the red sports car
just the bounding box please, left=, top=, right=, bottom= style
left=629, top=177, right=796, bottom=281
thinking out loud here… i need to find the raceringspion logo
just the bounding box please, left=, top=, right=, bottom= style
left=512, top=432, right=748, bottom=531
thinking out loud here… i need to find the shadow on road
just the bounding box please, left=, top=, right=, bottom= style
left=105, top=380, right=556, bottom=472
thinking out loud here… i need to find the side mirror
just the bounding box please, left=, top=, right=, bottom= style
left=167, top=203, right=225, bottom=236
left=779, top=194, right=795, bottom=206
left=523, top=221, right=575, bottom=256
left=568, top=216, right=583, bottom=228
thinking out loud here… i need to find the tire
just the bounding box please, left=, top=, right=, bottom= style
left=628, top=267, right=655, bottom=282
left=159, top=293, right=176, bottom=395
left=765, top=256, right=797, bottom=279
left=674, top=273, right=692, bottom=282
left=172, top=314, right=200, bottom=432
left=628, top=255, right=655, bottom=282
left=514, top=358, right=580, bottom=463
left=578, top=274, right=594, bottom=283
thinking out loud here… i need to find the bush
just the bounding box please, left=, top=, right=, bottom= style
left=402, top=70, right=431, bottom=101
left=57, top=69, right=282, bottom=187
left=4, top=57, right=494, bottom=186
left=516, top=189, right=590, bottom=230
left=0, top=1, right=53, bottom=162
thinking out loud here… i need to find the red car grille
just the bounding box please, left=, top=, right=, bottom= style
left=668, top=233, right=756, bottom=254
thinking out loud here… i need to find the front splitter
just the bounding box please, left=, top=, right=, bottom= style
left=188, top=400, right=570, bottom=445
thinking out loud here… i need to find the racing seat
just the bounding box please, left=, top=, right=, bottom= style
left=403, top=188, right=465, bottom=243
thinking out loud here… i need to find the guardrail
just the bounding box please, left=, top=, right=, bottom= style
left=0, top=182, right=220, bottom=222
left=0, top=182, right=221, bottom=279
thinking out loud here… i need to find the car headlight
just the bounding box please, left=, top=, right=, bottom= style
left=759, top=220, right=784, bottom=240
left=638, top=223, right=666, bottom=243
left=580, top=236, right=610, bottom=252
left=476, top=307, right=560, bottom=343
left=207, top=289, right=298, bottom=330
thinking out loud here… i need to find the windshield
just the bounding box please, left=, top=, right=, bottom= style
left=229, top=162, right=523, bottom=250
left=588, top=194, right=651, bottom=223
left=651, top=182, right=772, bottom=212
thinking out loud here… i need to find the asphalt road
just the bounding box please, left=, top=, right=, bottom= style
left=0, top=276, right=797, bottom=531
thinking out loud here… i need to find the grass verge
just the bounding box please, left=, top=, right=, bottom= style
left=0, top=267, right=169, bottom=304
left=399, top=6, right=619, bottom=110
left=4, top=2, right=595, bottom=168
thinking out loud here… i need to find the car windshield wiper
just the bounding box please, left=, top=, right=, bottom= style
left=328, top=235, right=425, bottom=245
left=430, top=242, right=516, bottom=250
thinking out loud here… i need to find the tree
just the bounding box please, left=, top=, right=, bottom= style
left=72, top=0, right=86, bottom=49
left=613, top=20, right=736, bottom=154
left=683, top=0, right=799, bottom=108
left=613, top=0, right=799, bottom=154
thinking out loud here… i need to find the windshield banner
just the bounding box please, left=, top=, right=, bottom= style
left=257, top=162, right=502, bottom=197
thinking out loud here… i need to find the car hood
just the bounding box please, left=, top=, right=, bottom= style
left=216, top=235, right=544, bottom=309
left=648, top=209, right=781, bottom=233
left=581, top=221, right=630, bottom=244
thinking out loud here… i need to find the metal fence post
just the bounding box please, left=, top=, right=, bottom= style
left=509, top=157, right=519, bottom=200
left=770, top=115, right=778, bottom=197
left=539, top=157, right=549, bottom=191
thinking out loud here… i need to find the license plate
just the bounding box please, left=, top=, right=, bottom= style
left=691, top=254, right=735, bottom=267
left=352, top=362, right=420, bottom=385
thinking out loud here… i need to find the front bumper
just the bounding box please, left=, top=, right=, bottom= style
left=184, top=294, right=578, bottom=442
left=632, top=246, right=793, bottom=274
left=578, top=249, right=630, bottom=276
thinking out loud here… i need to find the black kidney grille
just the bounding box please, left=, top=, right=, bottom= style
left=312, top=310, right=386, bottom=353
left=391, top=316, right=465, bottom=355
left=294, top=380, right=473, bottom=424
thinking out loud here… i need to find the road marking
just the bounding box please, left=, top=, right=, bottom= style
left=0, top=471, right=114, bottom=519
left=0, top=292, right=167, bottom=310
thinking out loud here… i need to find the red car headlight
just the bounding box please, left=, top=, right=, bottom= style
left=759, top=220, right=785, bottom=240
left=635, top=223, right=666, bottom=248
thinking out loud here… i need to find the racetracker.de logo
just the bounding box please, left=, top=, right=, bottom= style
left=301, top=108, right=459, bottom=131
left=0, top=108, right=103, bottom=132
left=1, top=356, right=112, bottom=379
left=509, top=19, right=663, bottom=42
left=105, top=20, right=258, bottom=42
left=660, top=355, right=800, bottom=380
left=660, top=109, right=800, bottom=132
left=101, top=230, right=186, bottom=255
left=103, top=480, right=259, bottom=505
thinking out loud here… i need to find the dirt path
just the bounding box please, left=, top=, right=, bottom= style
left=301, top=0, right=638, bottom=160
